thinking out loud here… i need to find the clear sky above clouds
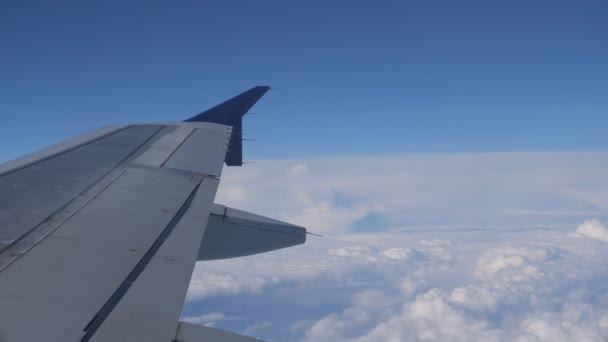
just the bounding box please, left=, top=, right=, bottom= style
left=2, top=1, right=608, bottom=341
left=1, top=0, right=607, bottom=162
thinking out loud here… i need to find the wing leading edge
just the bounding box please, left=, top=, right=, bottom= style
left=0, top=87, right=306, bottom=342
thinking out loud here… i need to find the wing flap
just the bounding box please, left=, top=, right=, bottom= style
left=197, top=204, right=306, bottom=261
left=87, top=177, right=219, bottom=342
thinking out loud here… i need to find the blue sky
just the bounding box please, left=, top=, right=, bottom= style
left=1, top=0, right=607, bottom=162
left=3, top=2, right=608, bottom=341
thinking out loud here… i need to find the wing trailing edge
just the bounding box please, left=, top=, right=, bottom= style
left=198, top=204, right=306, bottom=261
left=184, top=86, right=271, bottom=166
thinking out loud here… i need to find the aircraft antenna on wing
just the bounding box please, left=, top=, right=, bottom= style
left=306, top=231, right=323, bottom=237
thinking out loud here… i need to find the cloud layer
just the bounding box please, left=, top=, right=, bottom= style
left=184, top=152, right=608, bottom=341
left=215, top=152, right=608, bottom=235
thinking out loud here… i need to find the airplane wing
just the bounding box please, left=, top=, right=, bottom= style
left=0, top=87, right=306, bottom=342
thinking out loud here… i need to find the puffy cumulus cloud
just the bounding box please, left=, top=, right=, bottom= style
left=474, top=246, right=553, bottom=278
left=574, top=218, right=608, bottom=242
left=328, top=246, right=412, bottom=261
left=187, top=236, right=432, bottom=300
left=405, top=289, right=500, bottom=342
left=328, top=246, right=373, bottom=258
left=303, top=290, right=397, bottom=342
left=303, top=287, right=502, bottom=342
left=448, top=246, right=562, bottom=313
left=381, top=247, right=411, bottom=260
left=517, top=303, right=608, bottom=342
left=295, top=230, right=608, bottom=342
left=186, top=227, right=608, bottom=341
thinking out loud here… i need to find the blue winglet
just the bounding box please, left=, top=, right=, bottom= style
left=184, top=86, right=270, bottom=166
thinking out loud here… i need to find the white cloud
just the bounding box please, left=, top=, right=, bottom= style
left=214, top=152, right=608, bottom=235
left=599, top=315, right=608, bottom=330
left=517, top=305, right=608, bottom=342
left=575, top=218, right=608, bottom=242
left=381, top=247, right=411, bottom=260
left=187, top=227, right=608, bottom=341
left=303, top=290, right=395, bottom=342
left=242, top=320, right=272, bottom=336
left=218, top=186, right=248, bottom=202
left=293, top=231, right=608, bottom=342
left=185, top=152, right=608, bottom=341
left=181, top=312, right=239, bottom=327
left=186, top=272, right=267, bottom=300
left=405, top=289, right=500, bottom=342
left=287, top=163, right=309, bottom=177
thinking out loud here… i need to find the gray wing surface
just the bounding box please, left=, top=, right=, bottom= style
left=0, top=87, right=306, bottom=342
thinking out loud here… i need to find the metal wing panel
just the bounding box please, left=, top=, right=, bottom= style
left=163, top=124, right=231, bottom=177
left=0, top=125, right=162, bottom=253
left=52, top=168, right=198, bottom=251
left=0, top=125, right=126, bottom=176
left=88, top=177, right=219, bottom=342
left=132, top=126, right=195, bottom=167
